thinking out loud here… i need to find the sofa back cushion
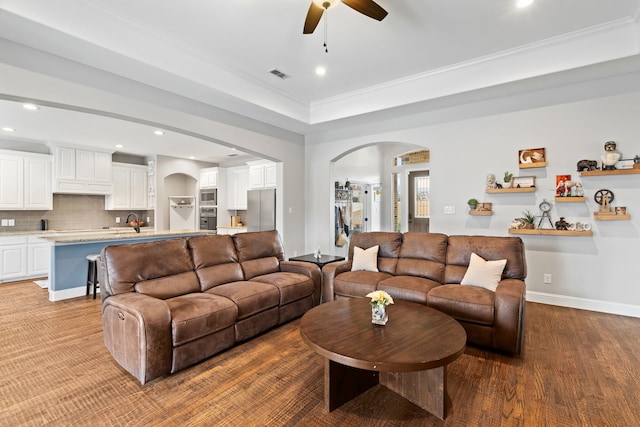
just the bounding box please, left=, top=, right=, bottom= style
left=101, top=238, right=199, bottom=299
left=348, top=232, right=402, bottom=274
left=233, top=230, right=284, bottom=279
left=444, top=235, right=527, bottom=284
left=188, top=235, right=244, bottom=291
left=396, top=232, right=448, bottom=282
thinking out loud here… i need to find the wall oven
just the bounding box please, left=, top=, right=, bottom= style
left=200, top=207, right=217, bottom=231
left=200, top=188, right=217, bottom=206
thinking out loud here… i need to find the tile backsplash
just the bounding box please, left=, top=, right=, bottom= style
left=0, top=194, right=153, bottom=232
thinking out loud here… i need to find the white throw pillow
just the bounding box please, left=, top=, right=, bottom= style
left=460, top=252, right=507, bottom=292
left=351, top=245, right=379, bottom=272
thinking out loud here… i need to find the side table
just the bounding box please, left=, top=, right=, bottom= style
left=288, top=254, right=345, bottom=268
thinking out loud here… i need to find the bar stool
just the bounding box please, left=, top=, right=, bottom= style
left=86, top=254, right=100, bottom=299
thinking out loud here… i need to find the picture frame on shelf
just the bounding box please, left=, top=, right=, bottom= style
left=555, top=174, right=571, bottom=196
left=512, top=176, right=536, bottom=189
left=476, top=202, right=493, bottom=212
left=518, top=148, right=546, bottom=168
left=615, top=159, right=634, bottom=169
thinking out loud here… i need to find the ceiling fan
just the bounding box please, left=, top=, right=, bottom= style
left=303, top=0, right=388, bottom=34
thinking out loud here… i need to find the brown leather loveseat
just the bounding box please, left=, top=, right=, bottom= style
left=322, top=232, right=526, bottom=354
left=99, top=230, right=320, bottom=384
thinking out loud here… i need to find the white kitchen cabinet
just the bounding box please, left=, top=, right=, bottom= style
left=226, top=166, right=249, bottom=210
left=24, top=155, right=53, bottom=209
left=105, top=163, right=147, bottom=210
left=53, top=145, right=113, bottom=194
left=199, top=167, right=218, bottom=189
left=0, top=236, right=28, bottom=283
left=248, top=161, right=277, bottom=189
left=0, top=150, right=52, bottom=210
left=28, top=236, right=50, bottom=277
left=0, top=154, right=23, bottom=208
left=216, top=226, right=247, bottom=235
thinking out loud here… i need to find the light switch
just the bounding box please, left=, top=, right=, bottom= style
left=444, top=206, right=456, bottom=214
left=1, top=219, right=7, bottom=226
left=115, top=217, right=120, bottom=223
left=8, top=219, right=15, bottom=226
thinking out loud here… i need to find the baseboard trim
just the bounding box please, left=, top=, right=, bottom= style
left=49, top=286, right=99, bottom=301
left=527, top=291, right=640, bottom=318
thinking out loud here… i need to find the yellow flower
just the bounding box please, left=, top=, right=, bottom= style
left=366, top=290, right=394, bottom=306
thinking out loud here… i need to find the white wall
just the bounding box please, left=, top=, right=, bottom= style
left=306, top=88, right=640, bottom=317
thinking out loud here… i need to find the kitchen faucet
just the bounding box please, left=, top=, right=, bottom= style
left=125, top=213, right=140, bottom=233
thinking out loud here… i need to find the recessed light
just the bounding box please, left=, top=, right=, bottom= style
left=189, top=156, right=195, bottom=160
left=115, top=144, right=124, bottom=149
left=154, top=130, right=164, bottom=136
left=2, top=127, right=15, bottom=132
left=315, top=66, right=327, bottom=76
left=516, top=0, right=534, bottom=8
left=22, top=103, right=39, bottom=111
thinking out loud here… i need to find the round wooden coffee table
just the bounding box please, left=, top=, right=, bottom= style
left=300, top=298, right=466, bottom=420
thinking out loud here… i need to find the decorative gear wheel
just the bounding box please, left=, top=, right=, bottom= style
left=594, top=189, right=614, bottom=205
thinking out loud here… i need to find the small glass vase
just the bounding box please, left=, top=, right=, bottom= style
left=371, top=304, right=388, bottom=325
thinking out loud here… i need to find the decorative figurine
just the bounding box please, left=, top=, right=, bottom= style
left=486, top=174, right=497, bottom=189
left=574, top=182, right=584, bottom=197
left=594, top=189, right=615, bottom=215
left=577, top=159, right=599, bottom=172
left=555, top=217, right=571, bottom=231
left=601, top=141, right=620, bottom=170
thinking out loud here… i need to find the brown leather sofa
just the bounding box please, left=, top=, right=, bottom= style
left=99, top=230, right=320, bottom=384
left=322, top=232, right=526, bottom=354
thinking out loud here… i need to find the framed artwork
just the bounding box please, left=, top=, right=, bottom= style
left=555, top=174, right=571, bottom=196
left=476, top=202, right=493, bottom=211
left=616, top=159, right=634, bottom=169
left=518, top=148, right=546, bottom=168
left=512, top=176, right=536, bottom=189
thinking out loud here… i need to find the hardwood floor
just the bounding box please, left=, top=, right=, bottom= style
left=2, top=279, right=640, bottom=426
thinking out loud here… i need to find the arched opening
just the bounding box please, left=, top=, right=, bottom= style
left=331, top=142, right=428, bottom=252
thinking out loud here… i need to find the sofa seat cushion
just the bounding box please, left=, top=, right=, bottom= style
left=165, top=293, right=238, bottom=346
left=427, top=284, right=494, bottom=326
left=334, top=271, right=392, bottom=298
left=377, top=275, right=441, bottom=305
left=250, top=272, right=315, bottom=305
left=207, top=281, right=280, bottom=320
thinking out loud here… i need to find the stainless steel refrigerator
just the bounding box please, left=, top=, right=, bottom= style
left=247, top=189, right=276, bottom=232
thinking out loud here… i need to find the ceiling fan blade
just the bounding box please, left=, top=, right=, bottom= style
left=303, top=2, right=325, bottom=34
left=342, top=0, right=388, bottom=21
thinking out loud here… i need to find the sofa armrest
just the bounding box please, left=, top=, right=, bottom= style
left=321, top=260, right=353, bottom=303
left=493, top=279, right=526, bottom=355
left=280, top=260, right=322, bottom=305
left=102, top=293, right=172, bottom=385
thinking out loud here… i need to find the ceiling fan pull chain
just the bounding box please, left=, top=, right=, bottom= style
left=324, top=11, right=328, bottom=53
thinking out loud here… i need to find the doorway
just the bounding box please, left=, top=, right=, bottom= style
left=408, top=170, right=430, bottom=233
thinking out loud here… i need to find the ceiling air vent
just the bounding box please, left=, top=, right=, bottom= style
left=227, top=153, right=239, bottom=157
left=268, top=69, right=290, bottom=79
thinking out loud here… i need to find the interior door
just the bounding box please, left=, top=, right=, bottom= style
left=408, top=170, right=430, bottom=233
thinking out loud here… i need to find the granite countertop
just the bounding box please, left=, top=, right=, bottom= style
left=38, top=229, right=213, bottom=243
left=0, top=227, right=137, bottom=237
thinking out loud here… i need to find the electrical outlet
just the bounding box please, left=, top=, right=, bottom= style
left=1, top=219, right=7, bottom=226
left=146, top=217, right=150, bottom=223
left=444, top=206, right=456, bottom=214
left=543, top=273, right=552, bottom=284
left=8, top=219, right=15, bottom=226
left=115, top=217, right=120, bottom=224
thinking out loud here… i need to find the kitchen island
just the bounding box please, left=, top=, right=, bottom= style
left=41, top=229, right=212, bottom=301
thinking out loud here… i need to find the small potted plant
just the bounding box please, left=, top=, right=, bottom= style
left=503, top=171, right=513, bottom=188
left=467, top=198, right=478, bottom=210
left=522, top=210, right=536, bottom=229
